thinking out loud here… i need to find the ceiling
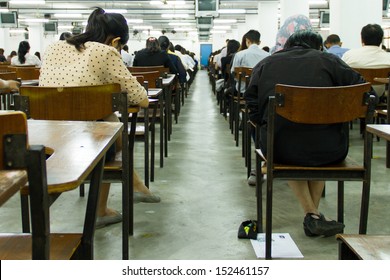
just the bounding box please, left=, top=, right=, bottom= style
left=2, top=0, right=333, bottom=40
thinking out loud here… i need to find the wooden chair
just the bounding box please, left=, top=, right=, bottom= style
left=8, top=66, right=40, bottom=80
left=0, top=111, right=83, bottom=259
left=336, top=234, right=390, bottom=259
left=353, top=68, right=390, bottom=167
left=231, top=67, right=252, bottom=147
left=254, top=83, right=376, bottom=259
left=15, top=84, right=135, bottom=260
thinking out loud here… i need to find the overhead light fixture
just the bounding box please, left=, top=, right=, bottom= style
left=53, top=13, right=83, bottom=18
left=142, top=30, right=162, bottom=35
left=213, top=19, right=237, bottom=24
left=149, top=1, right=163, bottom=5
left=0, top=9, right=9, bottom=12
left=161, top=14, right=189, bottom=18
left=126, top=19, right=143, bottom=23
left=174, top=27, right=195, bottom=31
left=309, top=0, right=328, bottom=5
left=212, top=25, right=231, bottom=30
left=9, top=0, right=45, bottom=4
left=210, top=30, right=227, bottom=34
left=133, top=25, right=153, bottom=30
left=104, top=9, right=128, bottom=14
left=19, top=18, right=50, bottom=23
left=57, top=25, right=73, bottom=30
left=218, top=9, right=246, bottom=14
left=167, top=1, right=185, bottom=5
left=9, top=29, right=28, bottom=34
left=168, top=22, right=192, bottom=26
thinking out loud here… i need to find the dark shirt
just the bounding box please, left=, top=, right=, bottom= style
left=221, top=54, right=234, bottom=82
left=244, top=47, right=369, bottom=166
left=0, top=55, right=6, bottom=62
left=133, top=48, right=178, bottom=75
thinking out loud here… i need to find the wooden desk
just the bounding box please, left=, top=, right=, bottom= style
left=367, top=124, right=390, bottom=142
left=337, top=234, right=390, bottom=260
left=27, top=120, right=122, bottom=194
left=0, top=170, right=27, bottom=207
left=27, top=120, right=123, bottom=259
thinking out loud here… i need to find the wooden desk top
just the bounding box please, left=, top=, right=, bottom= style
left=0, top=170, right=27, bottom=207
left=373, top=77, right=389, bottom=84
left=337, top=234, right=390, bottom=260
left=366, top=124, right=390, bottom=141
left=27, top=120, right=123, bottom=194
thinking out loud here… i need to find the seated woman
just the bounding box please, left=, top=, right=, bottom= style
left=11, top=41, right=41, bottom=67
left=245, top=30, right=373, bottom=237
left=133, top=37, right=178, bottom=75
left=39, top=7, right=160, bottom=229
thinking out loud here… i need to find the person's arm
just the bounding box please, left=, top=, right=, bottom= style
left=0, top=79, right=20, bottom=90
left=244, top=64, right=262, bottom=125
left=104, top=48, right=148, bottom=108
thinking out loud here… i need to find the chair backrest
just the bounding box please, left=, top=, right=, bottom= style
left=0, top=111, right=28, bottom=170
left=353, top=67, right=390, bottom=85
left=130, top=71, right=161, bottom=88
left=273, top=83, right=374, bottom=124
left=128, top=65, right=168, bottom=77
left=8, top=66, right=40, bottom=80
left=17, top=84, right=123, bottom=121
left=233, top=66, right=253, bottom=94
left=0, top=64, right=11, bottom=73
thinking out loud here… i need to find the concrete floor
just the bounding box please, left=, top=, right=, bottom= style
left=1, top=70, right=390, bottom=260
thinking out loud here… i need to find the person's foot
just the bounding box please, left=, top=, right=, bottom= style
left=303, top=213, right=344, bottom=237
left=134, top=192, right=161, bottom=203
left=96, top=209, right=122, bottom=229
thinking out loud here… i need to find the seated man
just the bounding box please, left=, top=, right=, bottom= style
left=343, top=24, right=390, bottom=96
left=244, top=30, right=373, bottom=237
left=325, top=34, right=349, bottom=58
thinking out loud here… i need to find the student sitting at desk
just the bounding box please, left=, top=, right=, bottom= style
left=39, top=7, right=160, bottom=229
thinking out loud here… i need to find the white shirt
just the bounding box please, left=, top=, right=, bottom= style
left=11, top=52, right=41, bottom=67
left=342, top=45, right=390, bottom=68
left=121, top=49, right=133, bottom=67
left=342, top=45, right=390, bottom=95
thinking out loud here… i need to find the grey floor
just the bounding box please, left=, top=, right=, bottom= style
left=1, top=70, right=390, bottom=260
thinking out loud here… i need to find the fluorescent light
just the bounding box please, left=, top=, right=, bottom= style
left=218, top=9, right=246, bottom=14
left=0, top=9, right=9, bottom=12
left=126, top=19, right=143, bottom=23
left=142, top=30, right=162, bottom=35
left=53, top=14, right=83, bottom=18
left=309, top=0, right=328, bottom=5
left=213, top=25, right=231, bottom=30
left=210, top=30, right=227, bottom=34
left=9, top=0, right=45, bottom=4
left=133, top=25, right=153, bottom=30
left=149, top=1, right=163, bottom=5
left=161, top=14, right=189, bottom=18
left=213, top=19, right=237, bottom=23
left=167, top=1, right=185, bottom=5
left=9, top=29, right=28, bottom=34
left=174, top=27, right=195, bottom=31
left=19, top=18, right=49, bottom=23
left=105, top=9, right=128, bottom=14
left=58, top=25, right=73, bottom=30
left=168, top=22, right=192, bottom=26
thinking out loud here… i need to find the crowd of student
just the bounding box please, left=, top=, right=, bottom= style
left=1, top=9, right=389, bottom=239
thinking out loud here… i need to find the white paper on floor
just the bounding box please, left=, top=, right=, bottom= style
left=250, top=233, right=304, bottom=258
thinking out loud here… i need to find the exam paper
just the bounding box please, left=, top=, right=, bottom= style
left=250, top=233, right=304, bottom=258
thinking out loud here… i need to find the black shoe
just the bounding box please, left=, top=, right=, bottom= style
left=303, top=213, right=344, bottom=237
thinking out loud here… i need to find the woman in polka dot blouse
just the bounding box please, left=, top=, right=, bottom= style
left=39, top=7, right=160, bottom=229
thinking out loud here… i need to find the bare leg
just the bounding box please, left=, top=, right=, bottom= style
left=133, top=170, right=152, bottom=195
left=308, top=181, right=325, bottom=209
left=288, top=180, right=319, bottom=215
left=97, top=183, right=118, bottom=217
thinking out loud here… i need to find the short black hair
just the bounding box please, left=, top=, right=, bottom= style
left=326, top=34, right=341, bottom=44
left=158, top=35, right=170, bottom=50
left=244, top=29, right=260, bottom=44
left=361, top=24, right=383, bottom=46
left=284, top=30, right=323, bottom=50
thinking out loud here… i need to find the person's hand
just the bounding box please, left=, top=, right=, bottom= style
left=7, top=80, right=20, bottom=91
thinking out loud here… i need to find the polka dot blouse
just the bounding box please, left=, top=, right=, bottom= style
left=39, top=40, right=147, bottom=106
